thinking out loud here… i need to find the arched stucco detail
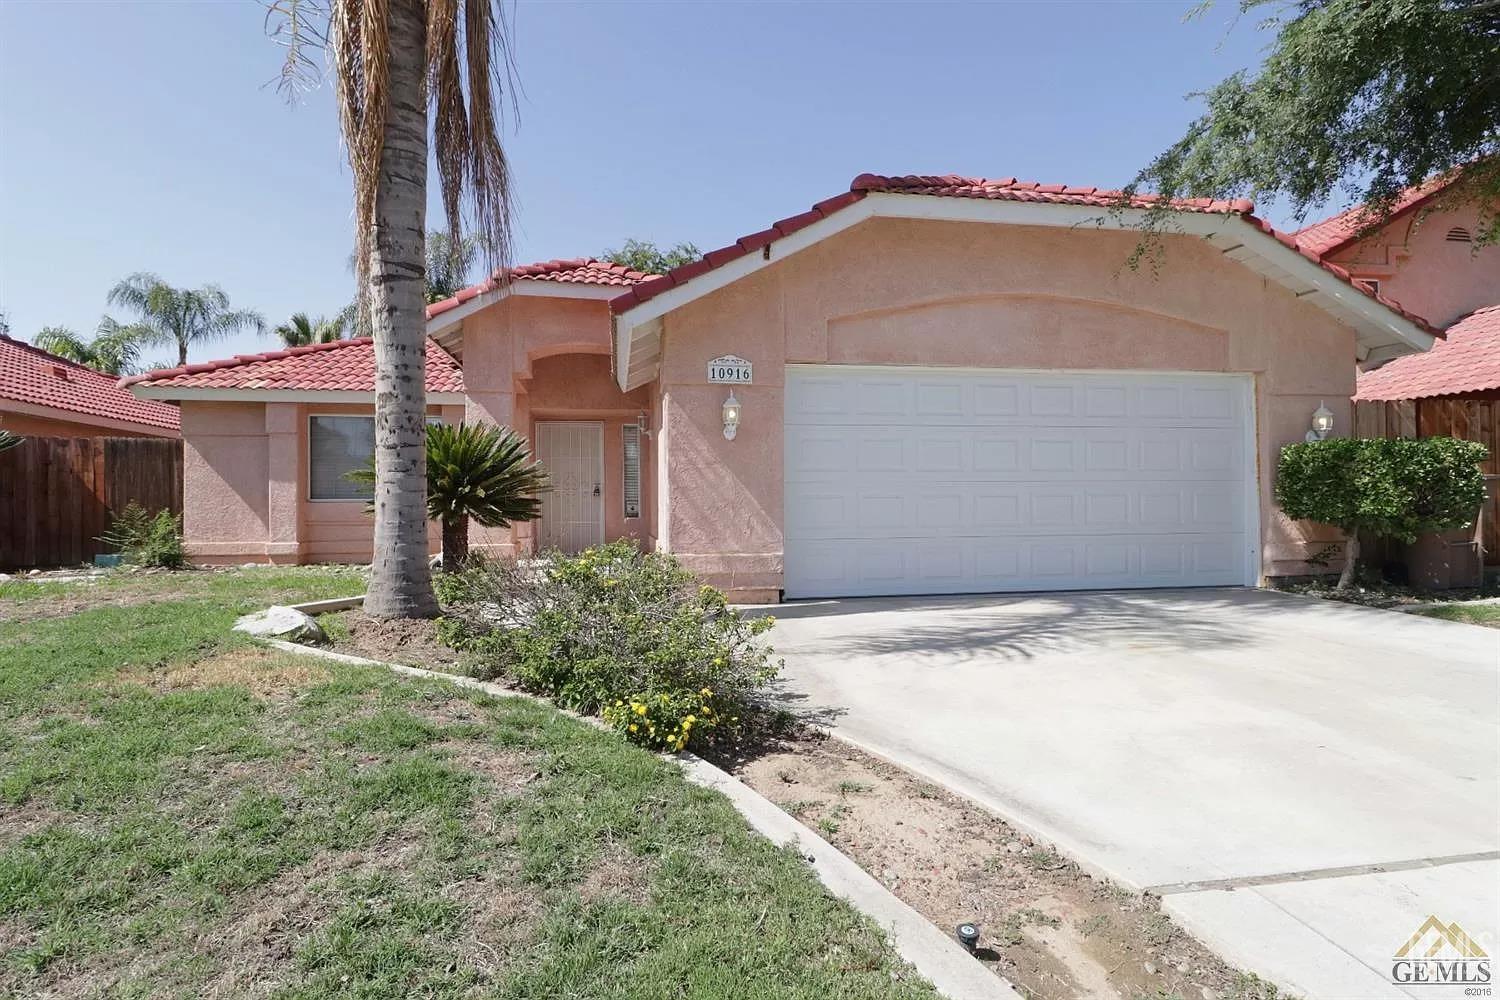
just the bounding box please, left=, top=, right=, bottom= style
left=824, top=292, right=1229, bottom=371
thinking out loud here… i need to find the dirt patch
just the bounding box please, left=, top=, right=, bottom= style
left=112, top=648, right=333, bottom=698
left=321, top=610, right=466, bottom=672
left=576, top=843, right=654, bottom=907
left=721, top=733, right=1257, bottom=1000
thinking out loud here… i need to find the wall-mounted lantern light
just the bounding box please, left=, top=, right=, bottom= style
left=722, top=391, right=741, bottom=440
left=637, top=411, right=651, bottom=438
left=1305, top=401, right=1334, bottom=442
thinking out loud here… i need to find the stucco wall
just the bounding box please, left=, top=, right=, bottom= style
left=653, top=217, right=1358, bottom=598
left=459, top=296, right=655, bottom=554
left=180, top=399, right=456, bottom=564
left=1327, top=203, right=1500, bottom=328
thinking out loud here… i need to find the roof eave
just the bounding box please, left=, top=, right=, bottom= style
left=427, top=279, right=626, bottom=342
left=128, top=385, right=468, bottom=405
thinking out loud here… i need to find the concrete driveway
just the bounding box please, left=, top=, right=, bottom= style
left=764, top=588, right=1499, bottom=999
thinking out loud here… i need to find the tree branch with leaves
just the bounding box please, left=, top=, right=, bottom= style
left=1129, top=0, right=1499, bottom=253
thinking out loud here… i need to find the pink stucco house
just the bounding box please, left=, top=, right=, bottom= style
left=127, top=172, right=1458, bottom=601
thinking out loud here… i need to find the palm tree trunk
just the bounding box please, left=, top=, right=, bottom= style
left=441, top=516, right=469, bottom=570
left=363, top=0, right=438, bottom=619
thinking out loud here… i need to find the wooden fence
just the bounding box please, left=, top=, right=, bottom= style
left=1354, top=398, right=1500, bottom=566
left=0, top=436, right=184, bottom=570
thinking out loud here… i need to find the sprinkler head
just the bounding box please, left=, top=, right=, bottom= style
left=956, top=922, right=980, bottom=952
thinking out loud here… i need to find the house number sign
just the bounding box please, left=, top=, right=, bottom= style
left=707, top=355, right=753, bottom=384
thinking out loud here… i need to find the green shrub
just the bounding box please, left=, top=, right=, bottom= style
left=100, top=501, right=185, bottom=569
left=437, top=541, right=779, bottom=751
left=1275, top=436, right=1488, bottom=587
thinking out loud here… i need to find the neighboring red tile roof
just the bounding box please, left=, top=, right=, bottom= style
left=0, top=334, right=180, bottom=432
left=120, top=337, right=465, bottom=395
left=1294, top=175, right=1458, bottom=258
left=1355, top=305, right=1500, bottom=401
left=425, top=258, right=654, bottom=322
left=606, top=173, right=1438, bottom=336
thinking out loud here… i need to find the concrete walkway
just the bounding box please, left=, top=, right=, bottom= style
left=763, top=588, right=1500, bottom=999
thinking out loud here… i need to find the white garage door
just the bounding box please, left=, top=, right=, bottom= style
left=784, top=366, right=1258, bottom=599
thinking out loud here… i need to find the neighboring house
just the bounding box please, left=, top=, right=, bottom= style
left=1295, top=175, right=1500, bottom=574
left=127, top=174, right=1438, bottom=600
left=1295, top=175, right=1500, bottom=329
left=0, top=333, right=180, bottom=439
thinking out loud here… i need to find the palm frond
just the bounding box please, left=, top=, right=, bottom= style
left=32, top=326, right=92, bottom=363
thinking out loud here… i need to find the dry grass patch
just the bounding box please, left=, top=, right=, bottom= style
left=114, top=648, right=333, bottom=698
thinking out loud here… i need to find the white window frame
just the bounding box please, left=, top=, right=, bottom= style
left=622, top=424, right=642, bottom=520
left=306, top=413, right=443, bottom=503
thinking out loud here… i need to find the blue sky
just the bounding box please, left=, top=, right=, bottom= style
left=0, top=0, right=1297, bottom=367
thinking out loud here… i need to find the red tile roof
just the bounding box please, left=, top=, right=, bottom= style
left=425, top=257, right=654, bottom=321
left=0, top=334, right=180, bottom=432
left=606, top=173, right=1438, bottom=336
left=120, top=337, right=465, bottom=395
left=1294, top=175, right=1458, bottom=258
left=1355, top=305, right=1500, bottom=401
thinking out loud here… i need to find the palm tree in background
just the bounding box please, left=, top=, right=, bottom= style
left=426, top=229, right=485, bottom=302
left=275, top=312, right=348, bottom=347
left=106, top=273, right=265, bottom=367
left=32, top=319, right=148, bottom=376
left=270, top=0, right=517, bottom=619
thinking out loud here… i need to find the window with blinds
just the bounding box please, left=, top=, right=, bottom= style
left=309, top=415, right=376, bottom=501
left=622, top=424, right=641, bottom=519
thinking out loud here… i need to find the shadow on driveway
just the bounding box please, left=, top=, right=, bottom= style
left=766, top=587, right=1263, bottom=664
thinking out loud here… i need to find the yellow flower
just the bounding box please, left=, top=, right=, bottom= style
left=700, top=687, right=713, bottom=697
left=712, top=657, right=724, bottom=666
left=628, top=724, right=638, bottom=733
left=685, top=715, right=696, bottom=724
left=632, top=703, right=647, bottom=716
left=615, top=699, right=624, bottom=706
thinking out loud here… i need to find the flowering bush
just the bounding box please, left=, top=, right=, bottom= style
left=436, top=541, right=778, bottom=750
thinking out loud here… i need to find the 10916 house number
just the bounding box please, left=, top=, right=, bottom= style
left=707, top=355, right=753, bottom=384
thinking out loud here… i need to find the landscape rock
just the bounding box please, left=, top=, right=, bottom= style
left=1143, top=961, right=1158, bottom=975
left=233, top=606, right=327, bottom=644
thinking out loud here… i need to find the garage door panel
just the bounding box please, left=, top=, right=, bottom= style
left=785, top=367, right=1255, bottom=598
left=787, top=424, right=1244, bottom=483
left=787, top=370, right=1247, bottom=429
left=786, top=481, right=1244, bottom=539
left=785, top=533, right=1250, bottom=597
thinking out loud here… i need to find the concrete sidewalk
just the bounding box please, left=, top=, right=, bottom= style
left=764, top=588, right=1500, bottom=999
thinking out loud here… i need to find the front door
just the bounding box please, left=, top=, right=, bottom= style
left=535, top=421, right=605, bottom=553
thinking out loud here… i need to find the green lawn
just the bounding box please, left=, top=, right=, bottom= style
left=1411, top=601, right=1500, bottom=628
left=0, top=568, right=937, bottom=1000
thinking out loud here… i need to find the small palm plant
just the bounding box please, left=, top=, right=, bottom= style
left=0, top=430, right=22, bottom=454
left=349, top=423, right=548, bottom=569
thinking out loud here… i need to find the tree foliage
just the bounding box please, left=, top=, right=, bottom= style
left=1276, top=436, right=1489, bottom=586
left=601, top=239, right=701, bottom=276
left=106, top=273, right=265, bottom=367
left=274, top=312, right=348, bottom=347
left=33, top=319, right=150, bottom=376
left=426, top=229, right=484, bottom=303
left=1133, top=0, right=1500, bottom=246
